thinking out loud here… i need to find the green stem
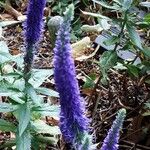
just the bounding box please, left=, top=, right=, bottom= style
left=113, top=11, right=128, bottom=52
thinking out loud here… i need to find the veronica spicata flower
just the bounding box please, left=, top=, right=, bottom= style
left=24, top=0, right=46, bottom=65
left=53, top=4, right=89, bottom=146
left=101, top=109, right=126, bottom=150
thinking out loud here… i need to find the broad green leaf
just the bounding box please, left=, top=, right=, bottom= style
left=0, top=103, right=18, bottom=112
left=16, top=130, right=31, bottom=150
left=126, top=24, right=142, bottom=50
left=31, top=120, right=61, bottom=135
left=18, top=103, right=30, bottom=136
left=9, top=93, right=25, bottom=104
left=12, top=54, right=24, bottom=68
left=0, top=119, right=16, bottom=132
left=26, top=83, right=42, bottom=106
left=36, top=87, right=59, bottom=97
left=99, top=51, right=118, bottom=84
left=29, top=69, right=53, bottom=88
left=0, top=80, right=22, bottom=96
left=100, top=51, right=118, bottom=70
left=34, top=104, right=60, bottom=117
left=0, top=41, right=13, bottom=63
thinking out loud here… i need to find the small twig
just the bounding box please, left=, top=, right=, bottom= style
left=2, top=0, right=22, bottom=20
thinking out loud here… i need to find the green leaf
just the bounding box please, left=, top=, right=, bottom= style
left=92, top=0, right=120, bottom=10
left=142, top=47, right=150, bottom=58
left=34, top=104, right=60, bottom=118
left=81, top=10, right=110, bottom=20
left=145, top=103, right=150, bottom=109
left=16, top=130, right=31, bottom=150
left=36, top=87, right=59, bottom=97
left=9, top=93, right=25, bottom=104
left=126, top=23, right=142, bottom=50
left=122, top=0, right=132, bottom=10
left=0, top=119, right=16, bottom=132
left=0, top=41, right=13, bottom=63
left=144, top=13, right=150, bottom=24
left=34, top=134, right=58, bottom=145
left=140, top=2, right=150, bottom=8
left=126, top=64, right=139, bottom=77
left=0, top=103, right=18, bottom=112
left=26, top=83, right=42, bottom=106
left=0, top=139, right=16, bottom=149
left=83, top=74, right=96, bottom=88
left=18, top=103, right=30, bottom=136
left=103, top=36, right=119, bottom=46
left=31, top=120, right=61, bottom=135
left=99, top=51, right=118, bottom=84
left=29, top=69, right=53, bottom=88
left=0, top=80, right=21, bottom=96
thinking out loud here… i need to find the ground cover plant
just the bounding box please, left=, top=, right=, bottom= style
left=0, top=0, right=150, bottom=149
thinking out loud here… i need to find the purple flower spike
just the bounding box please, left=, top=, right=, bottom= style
left=53, top=4, right=89, bottom=144
left=101, top=109, right=126, bottom=150
left=24, top=0, right=46, bottom=64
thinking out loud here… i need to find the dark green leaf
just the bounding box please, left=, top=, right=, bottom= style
left=126, top=23, right=142, bottom=50
left=103, top=36, right=119, bottom=46
left=126, top=64, right=139, bottom=77
left=0, top=119, right=16, bottom=132
left=83, top=74, right=96, bottom=88
left=142, top=47, right=150, bottom=58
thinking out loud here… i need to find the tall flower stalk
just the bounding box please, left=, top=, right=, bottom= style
left=101, top=109, right=126, bottom=150
left=24, top=0, right=46, bottom=76
left=53, top=4, right=89, bottom=148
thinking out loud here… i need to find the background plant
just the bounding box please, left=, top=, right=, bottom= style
left=0, top=0, right=61, bottom=149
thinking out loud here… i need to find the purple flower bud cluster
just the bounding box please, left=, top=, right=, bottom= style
left=53, top=14, right=89, bottom=145
left=101, top=109, right=126, bottom=150
left=24, top=0, right=46, bottom=64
